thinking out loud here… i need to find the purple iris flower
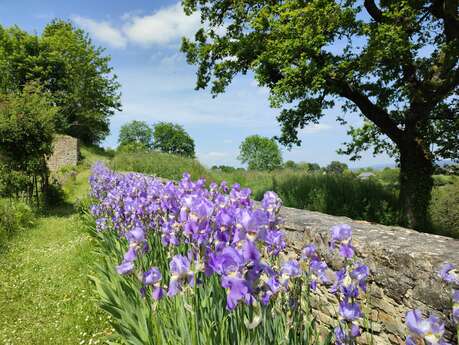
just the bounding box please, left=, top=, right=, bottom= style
left=152, top=286, right=164, bottom=300
left=261, top=274, right=281, bottom=305
left=208, top=247, right=244, bottom=275
left=301, top=244, right=317, bottom=259
left=126, top=226, right=145, bottom=243
left=334, top=326, right=347, bottom=345
left=116, top=261, right=134, bottom=275
left=339, top=301, right=362, bottom=321
left=242, top=240, right=261, bottom=264
left=123, top=247, right=137, bottom=262
left=339, top=243, right=355, bottom=258
left=281, top=260, right=301, bottom=277
left=350, top=323, right=361, bottom=337
left=168, top=255, right=194, bottom=296
left=309, top=257, right=330, bottom=288
left=331, top=268, right=359, bottom=298
left=438, top=263, right=458, bottom=285
left=351, top=264, right=370, bottom=291
left=215, top=209, right=234, bottom=229
left=265, top=230, right=286, bottom=255
left=144, top=267, right=162, bottom=286
left=280, top=260, right=301, bottom=287
left=405, top=309, right=448, bottom=345
left=219, top=181, right=228, bottom=193
left=221, top=273, right=249, bottom=310
left=330, top=223, right=352, bottom=245
left=261, top=191, right=282, bottom=211
left=190, top=197, right=214, bottom=219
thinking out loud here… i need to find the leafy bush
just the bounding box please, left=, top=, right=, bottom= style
left=272, top=172, right=399, bottom=225
left=0, top=198, right=35, bottom=245
left=430, top=180, right=459, bottom=238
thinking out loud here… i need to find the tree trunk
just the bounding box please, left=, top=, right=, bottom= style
left=398, top=140, right=434, bottom=230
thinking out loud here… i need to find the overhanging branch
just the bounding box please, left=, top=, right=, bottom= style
left=327, top=77, right=404, bottom=144
left=364, top=0, right=384, bottom=23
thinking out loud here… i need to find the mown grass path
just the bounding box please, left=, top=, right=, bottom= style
left=0, top=162, right=114, bottom=344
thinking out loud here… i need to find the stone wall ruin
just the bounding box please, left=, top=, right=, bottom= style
left=47, top=135, right=79, bottom=173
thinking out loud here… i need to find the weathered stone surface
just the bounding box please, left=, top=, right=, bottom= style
left=47, top=135, right=79, bottom=173
left=276, top=205, right=459, bottom=344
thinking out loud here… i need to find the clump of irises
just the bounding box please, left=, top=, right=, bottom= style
left=88, top=162, right=457, bottom=345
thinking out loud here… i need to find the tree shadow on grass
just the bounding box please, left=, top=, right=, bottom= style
left=40, top=200, right=76, bottom=218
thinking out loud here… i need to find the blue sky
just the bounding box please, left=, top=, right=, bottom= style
left=0, top=0, right=394, bottom=168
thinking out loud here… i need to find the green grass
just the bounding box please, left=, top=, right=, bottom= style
left=0, top=145, right=115, bottom=345
left=111, top=151, right=210, bottom=181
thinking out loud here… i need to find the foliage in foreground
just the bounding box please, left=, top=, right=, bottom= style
left=87, top=163, right=458, bottom=345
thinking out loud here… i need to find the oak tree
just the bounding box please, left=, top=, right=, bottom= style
left=181, top=0, right=459, bottom=229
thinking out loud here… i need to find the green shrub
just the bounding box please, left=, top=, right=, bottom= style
left=271, top=172, right=399, bottom=225
left=430, top=180, right=459, bottom=238
left=0, top=199, right=35, bottom=245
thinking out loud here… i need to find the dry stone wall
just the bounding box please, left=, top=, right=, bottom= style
left=277, top=205, right=459, bottom=344
left=142, top=175, right=458, bottom=344
left=47, top=135, right=79, bottom=173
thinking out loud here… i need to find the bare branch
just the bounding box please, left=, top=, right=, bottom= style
left=364, top=0, right=385, bottom=23
left=430, top=0, right=459, bottom=41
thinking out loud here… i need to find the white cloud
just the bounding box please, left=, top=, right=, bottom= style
left=123, top=3, right=200, bottom=46
left=207, top=152, right=228, bottom=158
left=160, top=52, right=185, bottom=66
left=300, top=123, right=332, bottom=134
left=72, top=16, right=127, bottom=49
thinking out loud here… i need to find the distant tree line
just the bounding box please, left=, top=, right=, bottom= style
left=118, top=121, right=196, bottom=158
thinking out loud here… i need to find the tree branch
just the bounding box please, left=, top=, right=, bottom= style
left=364, top=0, right=385, bottom=23
left=327, top=77, right=404, bottom=144
left=430, top=0, right=459, bottom=41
